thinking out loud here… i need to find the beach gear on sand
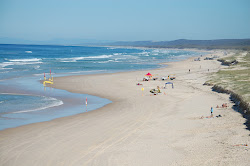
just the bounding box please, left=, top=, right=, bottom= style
left=164, top=82, right=174, bottom=89
left=150, top=88, right=161, bottom=94
left=145, top=72, right=152, bottom=76
left=143, top=77, right=149, bottom=81
left=145, top=73, right=153, bottom=79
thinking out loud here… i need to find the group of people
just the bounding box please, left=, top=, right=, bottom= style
left=200, top=106, right=223, bottom=119
left=216, top=103, right=228, bottom=108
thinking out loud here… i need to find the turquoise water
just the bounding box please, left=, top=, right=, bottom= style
left=0, top=44, right=205, bottom=130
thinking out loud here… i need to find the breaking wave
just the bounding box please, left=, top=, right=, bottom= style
left=8, top=58, right=41, bottom=62
left=58, top=55, right=114, bottom=62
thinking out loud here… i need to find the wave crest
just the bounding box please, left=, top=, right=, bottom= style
left=58, top=55, right=113, bottom=62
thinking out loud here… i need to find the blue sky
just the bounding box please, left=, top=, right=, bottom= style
left=0, top=0, right=250, bottom=42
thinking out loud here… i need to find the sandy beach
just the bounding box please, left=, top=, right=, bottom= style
left=0, top=50, right=249, bottom=166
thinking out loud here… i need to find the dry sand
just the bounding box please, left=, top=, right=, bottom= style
left=0, top=50, right=249, bottom=166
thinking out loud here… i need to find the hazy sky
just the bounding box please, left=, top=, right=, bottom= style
left=0, top=0, right=250, bottom=41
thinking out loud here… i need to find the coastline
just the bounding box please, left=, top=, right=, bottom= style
left=0, top=46, right=205, bottom=130
left=0, top=49, right=249, bottom=165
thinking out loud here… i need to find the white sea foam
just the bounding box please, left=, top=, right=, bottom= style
left=12, top=96, right=63, bottom=114
left=58, top=55, right=113, bottom=62
left=9, top=58, right=41, bottom=62
left=97, top=61, right=109, bottom=63
left=33, top=72, right=54, bottom=76
left=0, top=63, right=10, bottom=69
left=61, top=61, right=73, bottom=63
left=96, top=59, right=115, bottom=63
left=151, top=53, right=158, bottom=55
left=0, top=58, right=43, bottom=68
left=2, top=68, right=12, bottom=70
left=107, top=47, right=117, bottom=49
left=138, top=51, right=150, bottom=55
left=86, top=55, right=113, bottom=59
left=114, top=58, right=126, bottom=60
left=34, top=65, right=40, bottom=69
left=0, top=61, right=42, bottom=68
left=122, top=54, right=138, bottom=59
left=33, top=73, right=45, bottom=76
left=152, top=49, right=160, bottom=53
left=25, top=51, right=32, bottom=53
left=0, top=93, right=63, bottom=114
left=113, top=53, right=122, bottom=56
left=152, top=49, right=172, bottom=54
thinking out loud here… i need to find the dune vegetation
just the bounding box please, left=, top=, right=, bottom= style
left=207, top=51, right=250, bottom=112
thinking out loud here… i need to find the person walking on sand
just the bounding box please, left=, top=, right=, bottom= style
left=211, top=107, right=213, bottom=116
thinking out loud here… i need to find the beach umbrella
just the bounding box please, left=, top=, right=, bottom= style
left=145, top=72, right=153, bottom=76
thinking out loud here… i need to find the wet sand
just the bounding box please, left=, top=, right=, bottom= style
left=0, top=50, right=249, bottom=165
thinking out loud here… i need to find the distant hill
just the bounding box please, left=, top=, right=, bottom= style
left=106, top=39, right=250, bottom=50
left=1, top=38, right=250, bottom=50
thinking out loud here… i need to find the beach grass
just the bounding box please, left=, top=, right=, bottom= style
left=208, top=51, right=250, bottom=102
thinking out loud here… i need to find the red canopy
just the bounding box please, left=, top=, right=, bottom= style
left=145, top=73, right=152, bottom=76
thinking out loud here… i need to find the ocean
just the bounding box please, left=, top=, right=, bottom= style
left=0, top=44, right=204, bottom=130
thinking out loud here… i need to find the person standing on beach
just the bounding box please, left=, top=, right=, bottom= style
left=211, top=107, right=213, bottom=116
left=189, top=69, right=190, bottom=73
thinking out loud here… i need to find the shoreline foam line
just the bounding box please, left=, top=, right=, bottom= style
left=0, top=93, right=64, bottom=114
left=12, top=98, right=63, bottom=114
